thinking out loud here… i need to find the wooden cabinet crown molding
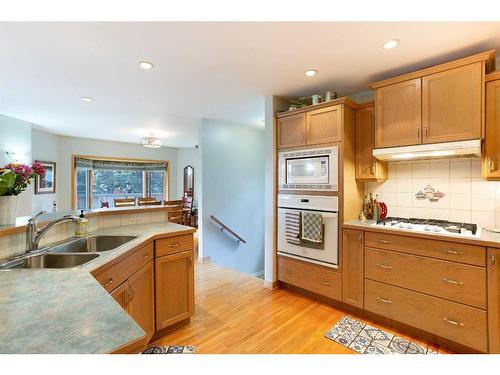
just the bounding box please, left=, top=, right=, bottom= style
left=369, top=49, right=496, bottom=89
left=275, top=97, right=359, bottom=118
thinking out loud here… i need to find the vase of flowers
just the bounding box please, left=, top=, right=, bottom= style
left=0, top=162, right=45, bottom=225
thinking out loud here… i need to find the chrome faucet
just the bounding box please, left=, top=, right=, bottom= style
left=25, top=211, right=82, bottom=253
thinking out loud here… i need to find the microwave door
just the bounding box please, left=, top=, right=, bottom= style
left=286, top=156, right=329, bottom=185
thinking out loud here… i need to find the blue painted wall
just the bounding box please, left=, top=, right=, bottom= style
left=200, top=119, right=265, bottom=275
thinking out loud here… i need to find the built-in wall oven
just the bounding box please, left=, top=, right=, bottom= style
left=278, top=146, right=338, bottom=192
left=277, top=194, right=338, bottom=268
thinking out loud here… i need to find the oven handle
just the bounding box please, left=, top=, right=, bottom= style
left=279, top=208, right=338, bottom=218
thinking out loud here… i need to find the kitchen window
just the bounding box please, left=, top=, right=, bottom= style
left=72, top=156, right=169, bottom=210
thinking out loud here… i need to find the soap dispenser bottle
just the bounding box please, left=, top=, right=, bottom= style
left=75, top=210, right=89, bottom=237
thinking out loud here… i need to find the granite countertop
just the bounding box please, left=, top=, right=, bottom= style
left=343, top=220, right=500, bottom=248
left=0, top=222, right=196, bottom=354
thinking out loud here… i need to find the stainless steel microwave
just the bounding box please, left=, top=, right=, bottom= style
left=278, top=146, right=338, bottom=192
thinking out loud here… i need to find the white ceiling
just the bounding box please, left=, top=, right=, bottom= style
left=1, top=22, right=500, bottom=148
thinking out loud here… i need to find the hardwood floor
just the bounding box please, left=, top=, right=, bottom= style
left=151, top=261, right=449, bottom=354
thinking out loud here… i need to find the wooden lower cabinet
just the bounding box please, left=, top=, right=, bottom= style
left=155, top=250, right=195, bottom=331
left=110, top=280, right=130, bottom=309
left=128, top=261, right=155, bottom=341
left=488, top=248, right=500, bottom=353
left=342, top=229, right=364, bottom=308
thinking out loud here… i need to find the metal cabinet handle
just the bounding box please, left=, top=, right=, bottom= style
left=168, top=243, right=180, bottom=248
left=443, top=317, right=464, bottom=327
left=188, top=257, right=193, bottom=265
left=371, top=162, right=376, bottom=176
left=104, top=278, right=113, bottom=287
left=377, top=264, right=392, bottom=270
left=321, top=281, right=331, bottom=286
left=492, top=254, right=496, bottom=271
left=488, top=157, right=494, bottom=173
left=358, top=234, right=363, bottom=242
left=443, top=278, right=464, bottom=286
left=416, top=127, right=420, bottom=139
left=378, top=239, right=390, bottom=244
left=377, top=297, right=392, bottom=304
left=443, top=249, right=464, bottom=256
left=129, top=286, right=135, bottom=302
left=424, top=125, right=428, bottom=139
left=124, top=288, right=130, bottom=306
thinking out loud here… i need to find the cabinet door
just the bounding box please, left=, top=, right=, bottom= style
left=277, top=113, right=306, bottom=149
left=342, top=229, right=364, bottom=308
left=110, top=281, right=129, bottom=310
left=488, top=248, right=500, bottom=353
left=128, top=261, right=155, bottom=341
left=484, top=79, right=500, bottom=179
left=355, top=106, right=387, bottom=181
left=375, top=78, right=422, bottom=148
left=306, top=105, right=342, bottom=145
left=155, top=251, right=194, bottom=331
left=422, top=62, right=482, bottom=144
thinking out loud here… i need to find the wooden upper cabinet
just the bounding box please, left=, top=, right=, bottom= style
left=484, top=76, right=500, bottom=180
left=155, top=250, right=195, bottom=331
left=128, top=261, right=155, bottom=341
left=488, top=247, right=500, bottom=353
left=277, top=113, right=306, bottom=149
left=375, top=78, right=422, bottom=148
left=355, top=105, right=387, bottom=181
left=422, top=62, right=482, bottom=144
left=342, top=229, right=364, bottom=309
left=306, top=105, right=342, bottom=145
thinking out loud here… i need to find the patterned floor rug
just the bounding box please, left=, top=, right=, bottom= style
left=142, top=345, right=196, bottom=354
left=325, top=316, right=438, bottom=354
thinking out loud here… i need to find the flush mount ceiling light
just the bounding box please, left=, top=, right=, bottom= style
left=139, top=61, right=154, bottom=70
left=383, top=39, right=400, bottom=49
left=304, top=69, right=318, bottom=77
left=81, top=97, right=94, bottom=102
left=142, top=137, right=162, bottom=148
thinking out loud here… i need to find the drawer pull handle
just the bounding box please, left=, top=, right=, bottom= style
left=168, top=243, right=180, bottom=248
left=443, top=249, right=464, bottom=255
left=443, top=278, right=464, bottom=286
left=377, top=264, right=392, bottom=270
left=443, top=317, right=464, bottom=327
left=142, top=254, right=149, bottom=259
left=321, top=281, right=331, bottom=286
left=377, top=297, right=392, bottom=304
left=378, top=240, right=390, bottom=244
left=491, top=254, right=496, bottom=271
left=104, top=278, right=113, bottom=287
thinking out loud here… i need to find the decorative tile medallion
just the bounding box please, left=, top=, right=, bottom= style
left=142, top=345, right=196, bottom=354
left=415, top=185, right=445, bottom=202
left=325, top=316, right=439, bottom=354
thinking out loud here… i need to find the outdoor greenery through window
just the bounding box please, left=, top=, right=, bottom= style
left=74, top=157, right=167, bottom=210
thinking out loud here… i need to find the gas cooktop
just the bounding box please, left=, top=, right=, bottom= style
left=373, top=217, right=480, bottom=238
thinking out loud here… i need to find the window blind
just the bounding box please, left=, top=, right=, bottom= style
left=74, top=157, right=167, bottom=171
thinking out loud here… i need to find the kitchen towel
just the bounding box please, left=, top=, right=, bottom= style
left=285, top=211, right=301, bottom=245
left=301, top=212, right=323, bottom=243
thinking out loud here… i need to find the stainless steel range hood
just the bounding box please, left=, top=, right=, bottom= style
left=372, top=140, right=482, bottom=161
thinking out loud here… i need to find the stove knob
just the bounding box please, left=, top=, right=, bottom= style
left=432, top=226, right=441, bottom=232
left=424, top=225, right=431, bottom=231
left=398, top=223, right=405, bottom=229
left=406, top=224, right=413, bottom=229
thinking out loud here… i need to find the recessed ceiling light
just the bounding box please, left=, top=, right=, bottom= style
left=81, top=97, right=94, bottom=102
left=142, top=137, right=162, bottom=148
left=383, top=39, right=400, bottom=49
left=305, top=69, right=317, bottom=77
left=139, top=61, right=154, bottom=70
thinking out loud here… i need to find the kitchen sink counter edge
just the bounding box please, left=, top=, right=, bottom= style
left=0, top=221, right=196, bottom=354
left=343, top=220, right=500, bottom=248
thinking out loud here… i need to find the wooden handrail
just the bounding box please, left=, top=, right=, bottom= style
left=209, top=215, right=246, bottom=244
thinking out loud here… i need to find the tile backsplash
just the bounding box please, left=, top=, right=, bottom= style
left=365, top=157, right=500, bottom=229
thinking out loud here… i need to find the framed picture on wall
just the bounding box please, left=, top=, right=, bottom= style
left=35, top=161, right=56, bottom=195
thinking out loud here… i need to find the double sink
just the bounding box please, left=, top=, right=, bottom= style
left=0, top=235, right=136, bottom=270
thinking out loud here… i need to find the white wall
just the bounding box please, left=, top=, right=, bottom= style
left=31, top=128, right=61, bottom=213
left=57, top=135, right=179, bottom=211
left=0, top=114, right=33, bottom=216
left=365, top=157, right=500, bottom=228
left=200, top=119, right=265, bottom=275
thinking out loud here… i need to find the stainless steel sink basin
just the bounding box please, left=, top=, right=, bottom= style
left=49, top=235, right=137, bottom=253
left=1, top=253, right=99, bottom=269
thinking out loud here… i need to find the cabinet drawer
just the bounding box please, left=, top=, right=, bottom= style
left=156, top=235, right=193, bottom=257
left=278, top=256, right=341, bottom=301
left=93, top=242, right=153, bottom=292
left=365, top=247, right=486, bottom=309
left=364, top=279, right=487, bottom=352
left=365, top=231, right=485, bottom=266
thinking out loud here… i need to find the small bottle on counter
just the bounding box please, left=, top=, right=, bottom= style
left=75, top=210, right=89, bottom=237
left=373, top=194, right=380, bottom=221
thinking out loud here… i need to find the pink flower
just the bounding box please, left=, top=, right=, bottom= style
left=31, top=162, right=46, bottom=176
